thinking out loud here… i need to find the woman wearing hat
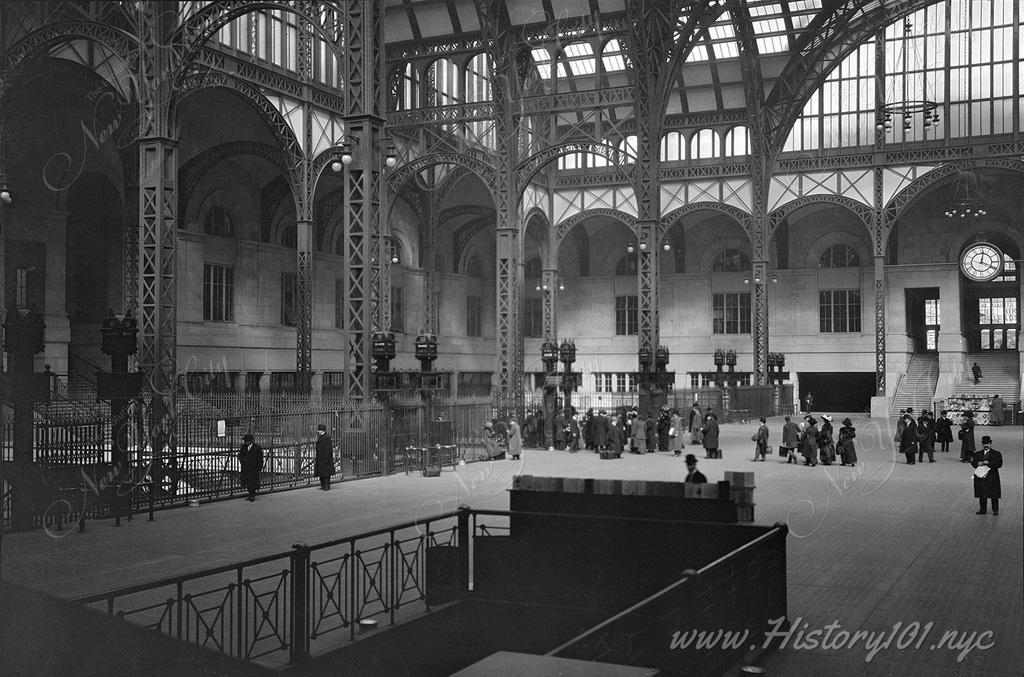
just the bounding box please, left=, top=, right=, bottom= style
left=799, top=416, right=818, bottom=466
left=958, top=411, right=976, bottom=463
left=238, top=433, right=264, bottom=501
left=971, top=435, right=1002, bottom=515
left=838, top=418, right=857, bottom=466
left=818, top=415, right=836, bottom=465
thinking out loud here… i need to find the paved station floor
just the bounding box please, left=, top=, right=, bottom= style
left=1, top=415, right=1021, bottom=676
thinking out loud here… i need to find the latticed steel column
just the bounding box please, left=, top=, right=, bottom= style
left=541, top=268, right=557, bottom=342
left=372, top=232, right=392, bottom=331
left=874, top=254, right=886, bottom=395
left=624, top=1, right=675, bottom=367
left=293, top=1, right=315, bottom=393
left=137, top=2, right=179, bottom=448
left=477, top=0, right=523, bottom=413
left=340, top=0, right=386, bottom=401
left=749, top=155, right=772, bottom=385
left=752, top=260, right=769, bottom=383
left=341, top=122, right=385, bottom=401
left=872, top=37, right=887, bottom=396
left=636, top=222, right=659, bottom=355
left=421, top=191, right=438, bottom=334
left=296, top=218, right=314, bottom=391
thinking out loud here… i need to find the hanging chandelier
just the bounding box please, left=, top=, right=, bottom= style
left=944, top=171, right=987, bottom=219
left=876, top=18, right=939, bottom=133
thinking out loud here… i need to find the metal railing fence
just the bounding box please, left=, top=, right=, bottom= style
left=78, top=509, right=472, bottom=666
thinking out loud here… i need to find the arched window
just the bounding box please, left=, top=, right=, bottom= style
left=465, top=53, right=494, bottom=149
left=819, top=244, right=861, bottom=268
left=690, top=129, right=720, bottom=159
left=712, top=248, right=750, bottom=272
left=661, top=131, right=685, bottom=161
left=392, top=62, right=419, bottom=110
left=615, top=253, right=638, bottom=276
left=723, top=126, right=750, bottom=156
left=204, top=205, right=233, bottom=237
left=466, top=255, right=485, bottom=278
left=425, top=58, right=460, bottom=106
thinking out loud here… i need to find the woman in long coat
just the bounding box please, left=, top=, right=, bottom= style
left=799, top=417, right=818, bottom=466
left=818, top=416, right=837, bottom=465
left=669, top=410, right=684, bottom=456
left=507, top=418, right=522, bottom=460
left=958, top=411, right=977, bottom=462
left=688, top=403, right=703, bottom=445
left=838, top=418, right=857, bottom=466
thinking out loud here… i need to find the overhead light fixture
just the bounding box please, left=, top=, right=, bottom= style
left=875, top=18, right=939, bottom=135
left=330, top=135, right=397, bottom=172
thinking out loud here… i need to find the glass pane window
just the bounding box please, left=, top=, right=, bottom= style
left=819, top=289, right=861, bottom=333
left=203, top=263, right=234, bottom=322
left=615, top=295, right=639, bottom=335
left=713, top=293, right=751, bottom=334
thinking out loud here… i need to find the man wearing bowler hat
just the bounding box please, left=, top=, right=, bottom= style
left=683, top=454, right=707, bottom=484
left=971, top=436, right=1002, bottom=515
left=238, top=433, right=264, bottom=501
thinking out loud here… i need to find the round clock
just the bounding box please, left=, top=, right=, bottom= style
left=960, top=242, right=1003, bottom=282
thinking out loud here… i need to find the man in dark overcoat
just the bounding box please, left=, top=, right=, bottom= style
left=899, top=411, right=918, bottom=464
left=701, top=412, right=720, bottom=459
left=591, top=409, right=609, bottom=451
left=971, top=435, right=1002, bottom=515
left=238, top=433, right=264, bottom=501
left=314, top=423, right=335, bottom=490
left=958, top=411, right=977, bottom=462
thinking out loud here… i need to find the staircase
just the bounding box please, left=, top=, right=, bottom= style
left=892, top=353, right=939, bottom=415
left=951, top=353, right=1020, bottom=400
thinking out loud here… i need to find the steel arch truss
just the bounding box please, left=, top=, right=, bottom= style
left=659, top=202, right=752, bottom=238
left=882, top=159, right=1024, bottom=244
left=386, top=154, right=495, bottom=206
left=515, top=142, right=631, bottom=190
left=768, top=194, right=874, bottom=245
left=176, top=72, right=304, bottom=181
left=179, top=141, right=291, bottom=210
left=0, top=20, right=139, bottom=104
left=554, top=209, right=637, bottom=252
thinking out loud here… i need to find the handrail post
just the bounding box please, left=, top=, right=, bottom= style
left=290, top=543, right=310, bottom=663
left=457, top=505, right=471, bottom=595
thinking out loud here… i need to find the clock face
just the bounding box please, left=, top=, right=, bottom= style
left=960, top=243, right=1003, bottom=282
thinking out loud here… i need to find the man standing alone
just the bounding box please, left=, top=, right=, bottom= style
left=315, top=423, right=335, bottom=490
left=238, top=433, right=264, bottom=501
left=972, top=435, right=1002, bottom=515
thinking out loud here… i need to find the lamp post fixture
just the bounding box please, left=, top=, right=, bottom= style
left=100, top=310, right=141, bottom=473
left=558, top=339, right=579, bottom=413
left=540, top=340, right=560, bottom=449
left=713, top=349, right=725, bottom=388
left=725, top=349, right=737, bottom=387
left=370, top=330, right=398, bottom=395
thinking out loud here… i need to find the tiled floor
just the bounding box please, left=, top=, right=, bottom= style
left=1, top=416, right=1021, bottom=675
